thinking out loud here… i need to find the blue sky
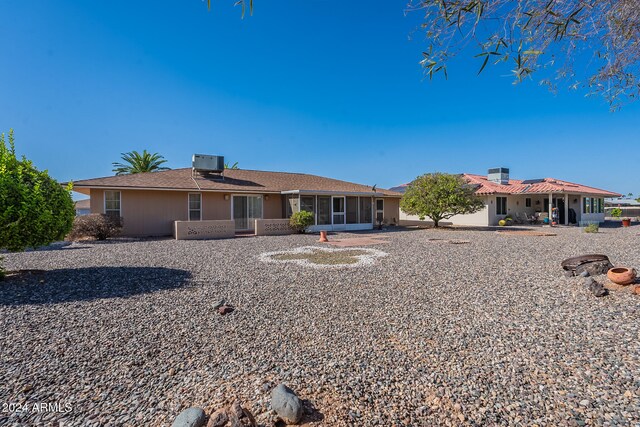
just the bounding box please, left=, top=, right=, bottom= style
left=1, top=1, right=638, bottom=197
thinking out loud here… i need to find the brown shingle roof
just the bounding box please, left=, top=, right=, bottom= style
left=72, top=168, right=401, bottom=197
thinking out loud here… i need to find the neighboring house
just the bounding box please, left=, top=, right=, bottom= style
left=74, top=198, right=91, bottom=216
left=605, top=197, right=640, bottom=219
left=71, top=155, right=401, bottom=237
left=394, top=168, right=621, bottom=227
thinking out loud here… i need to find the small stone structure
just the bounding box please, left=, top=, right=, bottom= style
left=255, top=219, right=295, bottom=236
left=174, top=220, right=235, bottom=240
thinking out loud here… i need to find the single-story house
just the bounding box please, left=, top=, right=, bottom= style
left=74, top=199, right=91, bottom=216
left=605, top=197, right=640, bottom=219
left=71, top=155, right=401, bottom=237
left=393, top=168, right=621, bottom=227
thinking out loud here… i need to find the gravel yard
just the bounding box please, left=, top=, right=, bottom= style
left=1, top=226, right=639, bottom=426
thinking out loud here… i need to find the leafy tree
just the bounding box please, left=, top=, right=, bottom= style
left=411, top=0, right=640, bottom=107
left=112, top=150, right=170, bottom=175
left=0, top=129, right=75, bottom=253
left=400, top=173, right=484, bottom=227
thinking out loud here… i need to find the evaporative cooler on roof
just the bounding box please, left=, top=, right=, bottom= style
left=487, top=168, right=509, bottom=185
left=192, top=154, right=225, bottom=179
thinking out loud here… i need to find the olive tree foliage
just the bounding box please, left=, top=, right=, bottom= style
left=408, top=0, right=640, bottom=108
left=400, top=173, right=485, bottom=227
left=0, top=130, right=75, bottom=253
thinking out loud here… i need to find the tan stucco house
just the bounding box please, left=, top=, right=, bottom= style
left=394, top=168, right=621, bottom=227
left=72, top=157, right=401, bottom=237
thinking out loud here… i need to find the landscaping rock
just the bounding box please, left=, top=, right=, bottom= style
left=218, top=305, right=234, bottom=315
left=172, top=407, right=207, bottom=427
left=575, top=260, right=613, bottom=277
left=228, top=401, right=256, bottom=427
left=586, top=279, right=608, bottom=297
left=579, top=270, right=590, bottom=278
left=271, top=384, right=303, bottom=424
left=206, top=410, right=228, bottom=427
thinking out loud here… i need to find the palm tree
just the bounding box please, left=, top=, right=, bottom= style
left=112, top=150, right=170, bottom=175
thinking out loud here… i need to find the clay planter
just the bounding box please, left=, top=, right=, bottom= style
left=622, top=218, right=631, bottom=227
left=607, top=267, right=637, bottom=285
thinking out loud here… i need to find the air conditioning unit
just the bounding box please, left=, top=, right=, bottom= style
left=488, top=167, right=509, bottom=185
left=192, top=154, right=224, bottom=173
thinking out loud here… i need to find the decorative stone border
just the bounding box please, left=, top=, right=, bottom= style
left=259, top=246, right=388, bottom=268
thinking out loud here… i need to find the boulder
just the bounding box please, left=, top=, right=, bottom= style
left=586, top=279, right=608, bottom=297
left=172, top=407, right=207, bottom=427
left=271, top=384, right=303, bottom=424
left=206, top=410, right=228, bottom=427
left=575, top=260, right=613, bottom=277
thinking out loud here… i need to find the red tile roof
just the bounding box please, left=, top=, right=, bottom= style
left=393, top=174, right=621, bottom=197
left=71, top=168, right=402, bottom=197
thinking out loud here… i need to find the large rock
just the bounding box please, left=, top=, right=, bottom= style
left=271, top=384, right=303, bottom=424
left=575, top=260, right=613, bottom=277
left=172, top=407, right=207, bottom=427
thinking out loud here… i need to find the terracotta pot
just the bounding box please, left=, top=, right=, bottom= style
left=607, top=267, right=637, bottom=285
left=633, top=286, right=640, bottom=296
left=622, top=218, right=631, bottom=227
left=318, top=230, right=329, bottom=243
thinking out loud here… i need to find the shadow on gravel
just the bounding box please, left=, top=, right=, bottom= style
left=0, top=267, right=192, bottom=306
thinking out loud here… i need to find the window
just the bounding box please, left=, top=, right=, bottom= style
left=359, top=197, right=372, bottom=223
left=317, top=196, right=331, bottom=225
left=583, top=197, right=604, bottom=214
left=346, top=197, right=358, bottom=224
left=284, top=194, right=299, bottom=218
left=376, top=199, right=384, bottom=222
left=300, top=196, right=315, bottom=215
left=525, top=198, right=531, bottom=208
left=189, top=193, right=201, bottom=221
left=496, top=197, right=507, bottom=215
left=104, top=191, right=121, bottom=217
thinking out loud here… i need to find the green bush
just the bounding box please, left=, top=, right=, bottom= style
left=0, top=129, right=75, bottom=252
left=610, top=207, right=623, bottom=218
left=68, top=214, right=123, bottom=241
left=584, top=223, right=599, bottom=233
left=289, top=211, right=314, bottom=233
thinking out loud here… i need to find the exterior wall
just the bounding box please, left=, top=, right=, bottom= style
left=382, top=198, right=400, bottom=225
left=91, top=189, right=259, bottom=236
left=400, top=197, right=490, bottom=226
left=264, top=195, right=283, bottom=219
left=174, top=220, right=235, bottom=240
left=255, top=219, right=295, bottom=236
left=89, top=188, right=396, bottom=236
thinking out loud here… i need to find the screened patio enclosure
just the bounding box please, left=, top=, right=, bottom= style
left=283, top=192, right=381, bottom=231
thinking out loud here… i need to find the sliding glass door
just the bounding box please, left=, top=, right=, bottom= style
left=233, top=195, right=263, bottom=231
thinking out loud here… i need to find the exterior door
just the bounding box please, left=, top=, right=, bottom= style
left=332, top=196, right=345, bottom=229
left=233, top=195, right=263, bottom=231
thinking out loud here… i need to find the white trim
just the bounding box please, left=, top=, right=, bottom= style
left=188, top=192, right=202, bottom=221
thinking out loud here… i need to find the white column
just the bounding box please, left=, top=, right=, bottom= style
left=549, top=192, right=553, bottom=224
left=564, top=194, right=569, bottom=225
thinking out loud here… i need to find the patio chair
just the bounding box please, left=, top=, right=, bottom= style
left=523, top=212, right=538, bottom=224
left=513, top=212, right=527, bottom=224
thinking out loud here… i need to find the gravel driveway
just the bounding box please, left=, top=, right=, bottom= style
left=1, top=226, right=639, bottom=426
